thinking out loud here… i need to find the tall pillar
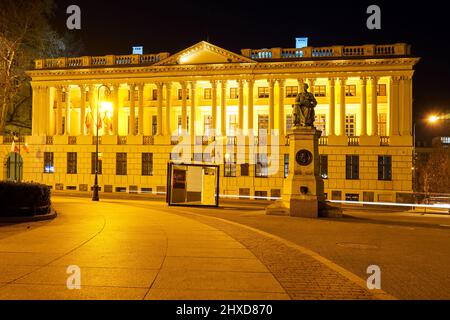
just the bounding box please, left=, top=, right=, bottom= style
left=402, top=75, right=413, bottom=136
left=55, top=86, right=63, bottom=135
left=137, top=83, right=144, bottom=135
left=360, top=77, right=368, bottom=136
left=112, top=84, right=120, bottom=135
left=339, top=78, right=347, bottom=136
left=278, top=79, right=285, bottom=136
left=220, top=80, right=227, bottom=136
left=370, top=77, right=378, bottom=136
left=65, top=86, right=71, bottom=135
left=247, top=79, right=254, bottom=135
left=80, top=85, right=86, bottom=135
left=156, top=82, right=163, bottom=136
left=328, top=78, right=336, bottom=136
left=190, top=81, right=196, bottom=140
left=389, top=76, right=400, bottom=136
left=238, top=79, right=244, bottom=131
left=88, top=85, right=96, bottom=135
left=307, top=78, right=316, bottom=95
left=36, top=86, right=43, bottom=135
left=181, top=82, right=187, bottom=133
left=211, top=80, right=218, bottom=136
left=269, top=79, right=275, bottom=132
left=165, top=82, right=172, bottom=136
left=129, top=83, right=136, bottom=135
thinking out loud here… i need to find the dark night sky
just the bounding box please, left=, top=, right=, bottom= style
left=51, top=0, right=450, bottom=143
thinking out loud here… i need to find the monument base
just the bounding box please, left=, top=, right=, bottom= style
left=266, top=200, right=343, bottom=218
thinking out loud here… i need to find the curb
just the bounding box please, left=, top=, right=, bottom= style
left=0, top=208, right=57, bottom=223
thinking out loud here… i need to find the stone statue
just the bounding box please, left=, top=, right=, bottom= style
left=292, top=83, right=317, bottom=127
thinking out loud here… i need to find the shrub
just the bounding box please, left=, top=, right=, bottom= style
left=0, top=181, right=51, bottom=217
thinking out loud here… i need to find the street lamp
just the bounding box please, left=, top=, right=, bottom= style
left=92, top=85, right=112, bottom=201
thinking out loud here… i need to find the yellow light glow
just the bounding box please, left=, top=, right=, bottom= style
left=100, top=101, right=113, bottom=114
left=179, top=55, right=189, bottom=64
left=428, top=115, right=440, bottom=123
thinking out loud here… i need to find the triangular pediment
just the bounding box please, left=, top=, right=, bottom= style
left=154, top=41, right=255, bottom=66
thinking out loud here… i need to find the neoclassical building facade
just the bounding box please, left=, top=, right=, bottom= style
left=1, top=41, right=420, bottom=202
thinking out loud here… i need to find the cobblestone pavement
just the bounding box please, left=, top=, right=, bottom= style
left=155, top=204, right=450, bottom=300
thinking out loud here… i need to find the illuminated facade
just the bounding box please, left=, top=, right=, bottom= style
left=1, top=41, right=420, bottom=202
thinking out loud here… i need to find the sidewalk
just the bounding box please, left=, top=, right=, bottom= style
left=0, top=197, right=387, bottom=300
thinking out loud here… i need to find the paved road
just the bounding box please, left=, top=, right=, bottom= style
left=0, top=197, right=388, bottom=300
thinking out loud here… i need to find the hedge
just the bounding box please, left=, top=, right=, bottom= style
left=0, top=181, right=51, bottom=217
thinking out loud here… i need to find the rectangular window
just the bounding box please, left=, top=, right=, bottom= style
left=204, top=88, right=212, bottom=99
left=152, top=115, right=157, bottom=135
left=224, top=153, right=237, bottom=177
left=345, top=194, right=360, bottom=202
left=378, top=113, right=387, bottom=136
left=116, top=153, right=127, bottom=175
left=91, top=152, right=102, bottom=175
left=43, top=152, right=54, bottom=173
left=258, top=114, right=269, bottom=135
left=127, top=89, right=138, bottom=101
left=204, top=115, right=212, bottom=136
left=345, top=114, right=356, bottom=136
left=378, top=155, right=392, bottom=181
left=286, top=86, right=298, bottom=98
left=315, top=114, right=326, bottom=136
left=258, top=87, right=269, bottom=98
left=346, top=155, right=359, bottom=180
left=377, top=84, right=387, bottom=96
left=152, top=89, right=158, bottom=101
left=345, top=85, right=356, bottom=97
left=241, top=163, right=249, bottom=176
left=320, top=155, right=328, bottom=179
left=142, top=153, right=153, bottom=176
left=67, top=152, right=77, bottom=174
left=284, top=154, right=289, bottom=178
left=314, top=85, right=327, bottom=97
left=255, top=153, right=269, bottom=178
left=62, top=92, right=66, bottom=103
left=286, top=115, right=293, bottom=131
left=177, top=88, right=190, bottom=100
left=229, top=88, right=238, bottom=99
left=228, top=114, right=238, bottom=136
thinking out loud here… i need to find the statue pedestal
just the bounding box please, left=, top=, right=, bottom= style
left=266, top=127, right=325, bottom=218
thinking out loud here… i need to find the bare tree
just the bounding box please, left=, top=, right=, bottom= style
left=0, top=0, right=81, bottom=134
left=420, top=146, right=450, bottom=195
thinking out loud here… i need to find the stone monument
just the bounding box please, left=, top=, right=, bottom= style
left=266, top=83, right=329, bottom=218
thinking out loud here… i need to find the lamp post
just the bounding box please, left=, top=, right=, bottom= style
left=92, top=84, right=111, bottom=201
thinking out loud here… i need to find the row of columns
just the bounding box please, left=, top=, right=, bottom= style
left=32, top=76, right=413, bottom=138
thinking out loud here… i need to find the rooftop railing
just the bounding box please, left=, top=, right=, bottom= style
left=35, top=52, right=171, bottom=69
left=241, top=43, right=410, bottom=60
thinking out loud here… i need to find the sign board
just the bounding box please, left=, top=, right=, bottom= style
left=296, top=37, right=308, bottom=49
left=132, top=46, right=143, bottom=55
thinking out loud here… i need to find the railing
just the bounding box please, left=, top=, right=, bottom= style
left=2, top=136, right=25, bottom=144
left=46, top=136, right=53, bottom=145
left=242, top=43, right=410, bottom=60
left=319, top=136, right=328, bottom=146
left=35, top=52, right=170, bottom=69
left=380, top=136, right=390, bottom=146
left=92, top=136, right=102, bottom=145
left=171, top=136, right=181, bottom=145
left=143, top=136, right=154, bottom=145
left=117, top=136, right=127, bottom=145
left=227, top=136, right=237, bottom=146
left=68, top=136, right=77, bottom=145
left=255, top=135, right=268, bottom=146
left=348, top=136, right=360, bottom=146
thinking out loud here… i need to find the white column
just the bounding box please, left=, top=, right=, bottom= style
left=389, top=76, right=400, bottom=136
left=80, top=85, right=86, bottom=135
left=360, top=77, right=367, bottom=136
left=88, top=85, right=96, bottom=135
left=112, top=84, right=120, bottom=135
left=129, top=83, right=136, bottom=135
left=247, top=79, right=254, bottom=136
left=56, top=86, right=63, bottom=135
left=65, top=86, right=71, bottom=135
left=339, top=78, right=347, bottom=136
left=138, top=83, right=144, bottom=135
left=370, top=76, right=378, bottom=136
left=307, top=78, right=316, bottom=95
left=238, top=79, right=244, bottom=131
left=278, top=79, right=285, bottom=136
left=402, top=75, right=413, bottom=136
left=156, top=83, right=163, bottom=136
left=190, top=81, right=196, bottom=140
left=269, top=79, right=275, bottom=132
left=165, top=82, right=172, bottom=136
left=181, top=82, right=187, bottom=133
left=220, top=80, right=227, bottom=136
left=328, top=78, right=336, bottom=136
left=211, top=80, right=217, bottom=136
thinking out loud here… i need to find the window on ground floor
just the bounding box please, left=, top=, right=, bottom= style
left=378, top=155, right=392, bottom=181
left=67, top=152, right=77, bottom=174
left=116, top=152, right=127, bottom=175
left=142, top=153, right=153, bottom=176
left=91, top=152, right=102, bottom=174
left=345, top=155, right=359, bottom=180
left=44, top=152, right=54, bottom=173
